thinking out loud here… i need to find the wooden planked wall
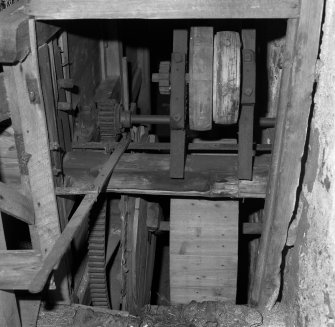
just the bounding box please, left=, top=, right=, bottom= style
left=170, top=199, right=238, bottom=303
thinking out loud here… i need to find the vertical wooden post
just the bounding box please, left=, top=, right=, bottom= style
left=3, top=19, right=71, bottom=305
left=238, top=30, right=256, bottom=180
left=251, top=0, right=325, bottom=309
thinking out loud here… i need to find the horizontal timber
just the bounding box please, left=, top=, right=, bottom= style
left=0, top=250, right=42, bottom=290
left=61, top=152, right=270, bottom=198
left=72, top=142, right=272, bottom=153
left=26, top=0, right=300, bottom=20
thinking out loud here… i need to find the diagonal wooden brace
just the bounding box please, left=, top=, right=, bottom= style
left=28, top=137, right=130, bottom=294
left=0, top=182, right=35, bottom=225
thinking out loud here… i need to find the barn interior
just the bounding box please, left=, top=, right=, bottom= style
left=0, top=1, right=334, bottom=326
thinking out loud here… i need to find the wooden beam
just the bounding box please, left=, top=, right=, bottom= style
left=61, top=152, right=270, bottom=198
left=0, top=182, right=35, bottom=224
left=0, top=214, right=21, bottom=327
left=0, top=74, right=10, bottom=123
left=29, top=137, right=130, bottom=294
left=0, top=250, right=42, bottom=290
left=3, top=19, right=71, bottom=302
left=251, top=0, right=325, bottom=309
left=26, top=0, right=300, bottom=20
left=0, top=1, right=29, bottom=63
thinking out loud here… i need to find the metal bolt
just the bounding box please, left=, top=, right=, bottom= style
left=29, top=91, right=36, bottom=102
left=173, top=113, right=181, bottom=121
left=244, top=88, right=253, bottom=96
left=173, top=53, right=183, bottom=63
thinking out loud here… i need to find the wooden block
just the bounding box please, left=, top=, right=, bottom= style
left=170, top=199, right=238, bottom=304
left=213, top=32, right=241, bottom=125
left=189, top=27, right=213, bottom=131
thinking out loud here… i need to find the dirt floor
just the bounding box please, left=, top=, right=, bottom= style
left=37, top=301, right=287, bottom=327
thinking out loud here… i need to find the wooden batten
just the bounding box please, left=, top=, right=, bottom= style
left=25, top=0, right=300, bottom=20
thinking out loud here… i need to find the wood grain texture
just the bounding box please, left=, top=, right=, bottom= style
left=0, top=214, right=21, bottom=327
left=252, top=0, right=325, bottom=309
left=0, top=1, right=29, bottom=63
left=170, top=199, right=238, bottom=304
left=189, top=27, right=213, bottom=131
left=0, top=181, right=35, bottom=224
left=26, top=0, right=300, bottom=20
left=0, top=250, right=42, bottom=290
left=28, top=138, right=130, bottom=294
left=3, top=20, right=71, bottom=302
left=213, top=32, right=241, bottom=125
left=63, top=152, right=270, bottom=198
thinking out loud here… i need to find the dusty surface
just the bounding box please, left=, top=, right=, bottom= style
left=282, top=0, right=335, bottom=325
left=36, top=301, right=290, bottom=327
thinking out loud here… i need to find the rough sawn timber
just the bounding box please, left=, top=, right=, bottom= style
left=0, top=181, right=35, bottom=225
left=0, top=1, right=29, bottom=63
left=26, top=0, right=300, bottom=20
left=251, top=0, right=325, bottom=309
left=62, top=152, right=270, bottom=198
left=0, top=250, right=42, bottom=290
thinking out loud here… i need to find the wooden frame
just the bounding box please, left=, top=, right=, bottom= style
left=26, top=0, right=300, bottom=20
left=0, top=0, right=325, bottom=323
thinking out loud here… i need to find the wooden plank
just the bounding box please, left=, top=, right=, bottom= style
left=170, top=30, right=187, bottom=178
left=170, top=199, right=238, bottom=304
left=0, top=74, right=10, bottom=123
left=0, top=250, right=42, bottom=290
left=213, top=31, right=241, bottom=125
left=170, top=130, right=186, bottom=179
left=28, top=137, right=130, bottom=294
left=0, top=181, right=34, bottom=224
left=62, top=152, right=270, bottom=198
left=0, top=214, right=21, bottom=327
left=36, top=21, right=61, bottom=47
left=189, top=27, right=213, bottom=131
left=238, top=30, right=256, bottom=180
left=0, top=1, right=29, bottom=63
left=252, top=0, right=325, bottom=309
left=53, top=38, right=72, bottom=152
left=26, top=0, right=300, bottom=20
